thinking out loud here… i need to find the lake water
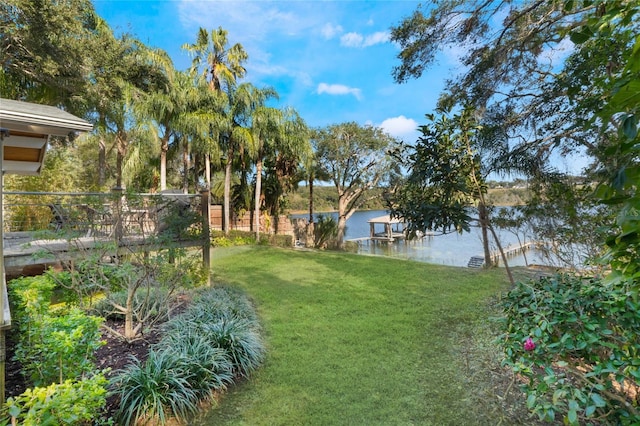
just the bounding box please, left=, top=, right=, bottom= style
left=293, top=209, right=547, bottom=268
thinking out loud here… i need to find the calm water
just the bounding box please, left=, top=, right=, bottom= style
left=294, top=209, right=546, bottom=268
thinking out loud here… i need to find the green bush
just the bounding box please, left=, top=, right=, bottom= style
left=343, top=240, right=359, bottom=252
left=258, top=234, right=293, bottom=247
left=211, top=230, right=256, bottom=247
left=10, top=275, right=105, bottom=386
left=210, top=230, right=292, bottom=248
left=500, top=273, right=640, bottom=425
left=8, top=274, right=56, bottom=327
left=15, top=307, right=104, bottom=386
left=186, top=286, right=260, bottom=324
left=111, top=349, right=200, bottom=426
left=153, top=250, right=208, bottom=289
left=6, top=373, right=109, bottom=426
left=164, top=287, right=264, bottom=378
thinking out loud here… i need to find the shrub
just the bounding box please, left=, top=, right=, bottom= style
left=164, top=288, right=264, bottom=378
left=10, top=275, right=104, bottom=386
left=14, top=307, right=104, bottom=386
left=258, top=234, right=293, bottom=248
left=111, top=349, right=200, bottom=426
left=210, top=230, right=256, bottom=247
left=210, top=230, right=293, bottom=248
left=7, top=274, right=56, bottom=327
left=6, top=373, right=109, bottom=426
left=343, top=240, right=359, bottom=253
left=186, top=286, right=260, bottom=324
left=500, top=273, right=640, bottom=425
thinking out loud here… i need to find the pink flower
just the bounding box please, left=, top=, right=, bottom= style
left=524, top=337, right=536, bottom=351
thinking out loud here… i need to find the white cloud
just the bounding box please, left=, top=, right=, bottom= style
left=364, top=31, right=389, bottom=47
left=317, top=83, right=362, bottom=100
left=340, top=31, right=389, bottom=48
left=341, top=32, right=364, bottom=47
left=379, top=116, right=418, bottom=139
left=321, top=23, right=343, bottom=39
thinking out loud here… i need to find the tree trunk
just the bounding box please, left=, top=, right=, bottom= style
left=116, top=136, right=124, bottom=188
left=205, top=153, right=211, bottom=191
left=336, top=197, right=348, bottom=249
left=337, top=215, right=347, bottom=249
left=98, top=136, right=106, bottom=187
left=223, top=146, right=233, bottom=235
left=307, top=177, right=315, bottom=243
left=182, top=138, right=189, bottom=193
left=478, top=201, right=493, bottom=267
left=97, top=114, right=107, bottom=188
left=254, top=157, right=263, bottom=240
left=160, top=134, right=169, bottom=191
left=124, top=285, right=135, bottom=340
left=193, top=153, right=200, bottom=194
left=308, top=177, right=314, bottom=224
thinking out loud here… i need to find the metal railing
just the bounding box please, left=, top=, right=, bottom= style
left=2, top=189, right=205, bottom=243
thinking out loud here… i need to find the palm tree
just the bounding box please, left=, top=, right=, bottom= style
left=301, top=152, right=331, bottom=235
left=251, top=104, right=282, bottom=239
left=183, top=26, right=248, bottom=232
left=183, top=27, right=247, bottom=93
left=262, top=108, right=311, bottom=233
left=133, top=52, right=187, bottom=191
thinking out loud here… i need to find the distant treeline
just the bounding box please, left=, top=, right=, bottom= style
left=286, top=185, right=529, bottom=213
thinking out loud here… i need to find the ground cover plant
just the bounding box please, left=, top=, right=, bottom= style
left=196, top=246, right=532, bottom=425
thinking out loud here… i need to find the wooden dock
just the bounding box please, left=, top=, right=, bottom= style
left=468, top=241, right=541, bottom=268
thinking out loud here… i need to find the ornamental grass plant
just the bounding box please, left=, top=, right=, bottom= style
left=112, top=349, right=200, bottom=425
left=111, top=286, right=265, bottom=425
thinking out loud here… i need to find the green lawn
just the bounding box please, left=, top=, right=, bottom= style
left=196, top=246, right=519, bottom=425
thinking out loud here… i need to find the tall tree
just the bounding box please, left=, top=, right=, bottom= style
left=313, top=123, right=399, bottom=248
left=261, top=108, right=311, bottom=233
left=388, top=106, right=516, bottom=282
left=96, top=38, right=164, bottom=189
left=250, top=103, right=282, bottom=239
left=0, top=0, right=99, bottom=110
left=131, top=51, right=180, bottom=192
left=390, top=0, right=637, bottom=269
left=299, top=154, right=331, bottom=239
left=389, top=2, right=611, bottom=180
left=183, top=26, right=248, bottom=232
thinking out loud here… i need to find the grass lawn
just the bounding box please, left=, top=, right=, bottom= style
left=196, top=246, right=524, bottom=425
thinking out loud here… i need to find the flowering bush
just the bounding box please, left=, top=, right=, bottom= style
left=500, top=273, right=640, bottom=425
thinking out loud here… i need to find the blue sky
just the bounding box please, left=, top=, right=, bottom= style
left=92, top=1, right=458, bottom=144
